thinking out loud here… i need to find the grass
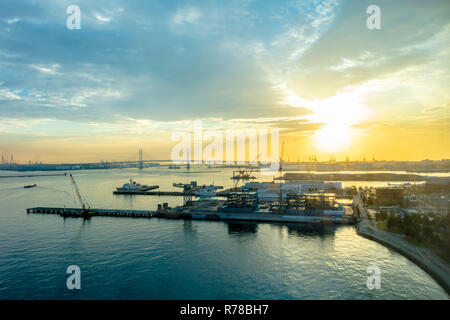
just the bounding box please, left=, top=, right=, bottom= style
left=376, top=220, right=450, bottom=264
left=376, top=221, right=387, bottom=231
left=376, top=221, right=404, bottom=235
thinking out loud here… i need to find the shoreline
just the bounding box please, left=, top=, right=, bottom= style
left=356, top=221, right=450, bottom=297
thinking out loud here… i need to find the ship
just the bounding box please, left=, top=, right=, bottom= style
left=168, top=164, right=181, bottom=169
left=116, top=178, right=158, bottom=192
left=195, top=184, right=223, bottom=197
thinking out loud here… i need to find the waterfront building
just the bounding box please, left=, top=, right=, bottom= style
left=375, top=187, right=404, bottom=206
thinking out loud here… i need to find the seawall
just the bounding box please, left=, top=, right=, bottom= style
left=356, top=222, right=450, bottom=297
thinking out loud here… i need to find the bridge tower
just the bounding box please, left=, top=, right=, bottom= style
left=138, top=149, right=143, bottom=169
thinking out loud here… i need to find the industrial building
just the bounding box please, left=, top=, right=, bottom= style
left=375, top=187, right=404, bottom=206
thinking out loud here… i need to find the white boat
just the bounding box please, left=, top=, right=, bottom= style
left=116, top=178, right=158, bottom=192
left=195, top=184, right=222, bottom=197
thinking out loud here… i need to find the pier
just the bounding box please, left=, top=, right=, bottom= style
left=113, top=188, right=237, bottom=197
left=0, top=173, right=67, bottom=179
left=113, top=190, right=185, bottom=196
left=26, top=203, right=351, bottom=225
left=27, top=207, right=155, bottom=218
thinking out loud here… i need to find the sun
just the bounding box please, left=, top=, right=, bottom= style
left=308, top=92, right=368, bottom=152
left=282, top=86, right=370, bottom=153
left=314, top=124, right=351, bottom=152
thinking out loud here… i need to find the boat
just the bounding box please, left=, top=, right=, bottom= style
left=168, top=164, right=181, bottom=169
left=24, top=184, right=37, bottom=188
left=116, top=178, right=158, bottom=192
left=195, top=184, right=222, bottom=197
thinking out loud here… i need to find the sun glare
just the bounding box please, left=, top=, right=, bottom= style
left=314, top=124, right=351, bottom=152
left=282, top=86, right=371, bottom=153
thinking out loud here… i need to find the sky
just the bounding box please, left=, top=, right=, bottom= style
left=0, top=0, right=449, bottom=163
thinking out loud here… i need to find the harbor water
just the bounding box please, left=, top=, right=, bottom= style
left=0, top=168, right=447, bottom=299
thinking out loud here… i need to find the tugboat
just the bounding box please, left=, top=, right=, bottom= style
left=116, top=178, right=158, bottom=192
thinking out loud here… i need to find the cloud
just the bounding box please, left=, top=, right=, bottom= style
left=95, top=14, right=111, bottom=24
left=423, top=106, right=445, bottom=113
left=0, top=86, right=22, bottom=101
left=0, top=0, right=448, bottom=162
left=29, top=64, right=61, bottom=75
left=285, top=0, right=450, bottom=99
left=6, top=17, right=20, bottom=24
left=170, top=7, right=202, bottom=27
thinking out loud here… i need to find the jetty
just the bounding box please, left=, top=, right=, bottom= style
left=27, top=207, right=155, bottom=218
left=113, top=190, right=185, bottom=196
left=0, top=173, right=67, bottom=179
left=26, top=202, right=351, bottom=225
left=113, top=187, right=238, bottom=196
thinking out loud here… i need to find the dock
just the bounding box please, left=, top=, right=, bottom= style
left=113, top=190, right=185, bottom=196
left=113, top=187, right=238, bottom=197
left=26, top=204, right=351, bottom=225
left=27, top=207, right=155, bottom=218
left=0, top=173, right=67, bottom=179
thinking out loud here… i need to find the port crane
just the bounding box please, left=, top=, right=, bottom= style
left=69, top=173, right=90, bottom=214
left=231, top=153, right=261, bottom=188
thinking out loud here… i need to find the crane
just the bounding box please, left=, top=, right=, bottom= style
left=246, top=152, right=262, bottom=178
left=231, top=153, right=261, bottom=188
left=69, top=173, right=90, bottom=214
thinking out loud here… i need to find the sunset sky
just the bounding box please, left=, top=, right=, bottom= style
left=0, top=0, right=449, bottom=163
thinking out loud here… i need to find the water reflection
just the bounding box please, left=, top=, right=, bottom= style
left=226, top=221, right=258, bottom=236
left=113, top=193, right=136, bottom=207
left=182, top=220, right=198, bottom=236
left=225, top=220, right=339, bottom=240
left=284, top=223, right=337, bottom=239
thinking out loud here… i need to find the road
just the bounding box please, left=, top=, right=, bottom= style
left=354, top=192, right=450, bottom=296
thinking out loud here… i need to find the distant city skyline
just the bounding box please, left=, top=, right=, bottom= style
left=1, top=150, right=449, bottom=165
left=0, top=0, right=449, bottom=162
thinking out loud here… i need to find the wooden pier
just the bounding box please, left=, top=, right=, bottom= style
left=27, top=207, right=155, bottom=218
